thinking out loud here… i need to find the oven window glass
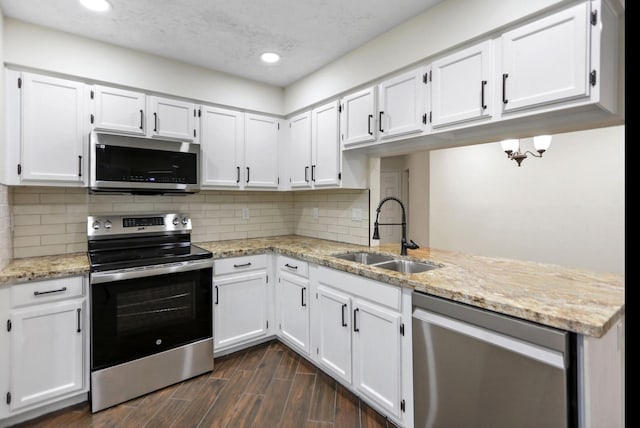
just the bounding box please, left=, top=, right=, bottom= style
left=95, top=144, right=198, bottom=184
left=91, top=268, right=212, bottom=371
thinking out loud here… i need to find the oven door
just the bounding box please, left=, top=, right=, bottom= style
left=90, top=261, right=213, bottom=371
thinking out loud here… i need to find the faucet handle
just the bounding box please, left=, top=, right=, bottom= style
left=408, top=240, right=420, bottom=250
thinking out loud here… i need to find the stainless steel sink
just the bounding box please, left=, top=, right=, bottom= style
left=373, top=259, right=440, bottom=274
left=332, top=252, right=395, bottom=265
left=332, top=251, right=440, bottom=274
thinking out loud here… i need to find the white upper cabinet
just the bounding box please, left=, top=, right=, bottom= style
left=200, top=106, right=244, bottom=188
left=500, top=2, right=590, bottom=113
left=148, top=96, right=198, bottom=142
left=19, top=72, right=87, bottom=186
left=288, top=110, right=313, bottom=188
left=431, top=40, right=493, bottom=128
left=244, top=113, right=280, bottom=188
left=377, top=67, right=426, bottom=139
left=311, top=101, right=341, bottom=187
left=340, top=86, right=377, bottom=147
left=93, top=85, right=146, bottom=135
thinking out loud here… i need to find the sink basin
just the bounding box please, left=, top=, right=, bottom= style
left=332, top=251, right=441, bottom=274
left=332, top=252, right=395, bottom=265
left=373, top=259, right=440, bottom=274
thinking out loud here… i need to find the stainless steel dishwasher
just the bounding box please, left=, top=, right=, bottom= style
left=412, top=291, right=578, bottom=428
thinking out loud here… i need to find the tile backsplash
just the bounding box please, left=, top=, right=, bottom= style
left=10, top=187, right=370, bottom=258
left=0, top=185, right=11, bottom=268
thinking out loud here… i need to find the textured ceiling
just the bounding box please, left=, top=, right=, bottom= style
left=0, top=0, right=444, bottom=87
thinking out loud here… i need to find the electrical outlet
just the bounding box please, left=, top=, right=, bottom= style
left=242, top=207, right=250, bottom=220
left=312, top=207, right=319, bottom=219
left=351, top=208, right=362, bottom=221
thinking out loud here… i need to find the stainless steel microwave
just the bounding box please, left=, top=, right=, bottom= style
left=89, top=131, right=200, bottom=194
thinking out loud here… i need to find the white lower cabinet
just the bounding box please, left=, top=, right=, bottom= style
left=276, top=256, right=310, bottom=354
left=0, top=276, right=89, bottom=421
left=311, top=265, right=409, bottom=425
left=213, top=255, right=271, bottom=353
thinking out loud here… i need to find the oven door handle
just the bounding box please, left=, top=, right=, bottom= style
left=90, top=259, right=214, bottom=284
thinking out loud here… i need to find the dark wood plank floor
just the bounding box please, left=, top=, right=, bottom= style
left=11, top=340, right=399, bottom=428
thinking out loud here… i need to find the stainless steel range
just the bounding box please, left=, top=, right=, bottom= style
left=87, top=213, right=214, bottom=413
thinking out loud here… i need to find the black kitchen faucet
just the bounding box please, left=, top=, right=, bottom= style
left=372, top=196, right=419, bottom=255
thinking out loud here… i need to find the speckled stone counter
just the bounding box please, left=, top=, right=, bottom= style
left=0, top=253, right=90, bottom=285
left=0, top=236, right=624, bottom=337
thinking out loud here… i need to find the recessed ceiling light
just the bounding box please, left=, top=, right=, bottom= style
left=260, top=52, right=280, bottom=64
left=80, top=0, right=111, bottom=12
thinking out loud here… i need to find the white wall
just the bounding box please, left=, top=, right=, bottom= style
left=429, top=125, right=625, bottom=274
left=407, top=151, right=430, bottom=247
left=3, top=19, right=284, bottom=115
left=284, top=0, right=567, bottom=113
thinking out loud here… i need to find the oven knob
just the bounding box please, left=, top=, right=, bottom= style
left=92, top=220, right=101, bottom=230
left=172, top=217, right=179, bottom=226
left=182, top=217, right=189, bottom=225
left=104, top=220, right=112, bottom=229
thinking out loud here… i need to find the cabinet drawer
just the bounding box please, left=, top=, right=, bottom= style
left=317, top=266, right=401, bottom=311
left=11, top=276, right=85, bottom=308
left=215, top=254, right=268, bottom=276
left=278, top=255, right=309, bottom=278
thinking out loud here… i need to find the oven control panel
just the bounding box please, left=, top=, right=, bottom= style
left=88, top=213, right=191, bottom=237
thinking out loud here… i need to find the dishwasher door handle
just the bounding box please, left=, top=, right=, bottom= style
left=413, top=308, right=566, bottom=369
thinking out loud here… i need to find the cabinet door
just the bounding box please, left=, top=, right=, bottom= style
left=311, top=101, right=340, bottom=187
left=340, top=86, right=376, bottom=147
left=93, top=85, right=146, bottom=135
left=288, top=111, right=312, bottom=188
left=316, top=285, right=352, bottom=383
left=214, top=271, right=268, bottom=351
left=432, top=40, right=493, bottom=127
left=244, top=113, right=280, bottom=188
left=200, top=106, right=244, bottom=188
left=277, top=272, right=310, bottom=354
left=9, top=299, right=85, bottom=411
left=148, top=96, right=197, bottom=141
left=501, top=2, right=590, bottom=113
left=353, top=299, right=402, bottom=418
left=20, top=73, right=86, bottom=185
left=378, top=67, right=425, bottom=139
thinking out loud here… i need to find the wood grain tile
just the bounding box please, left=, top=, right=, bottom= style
left=117, top=382, right=180, bottom=427
left=171, top=378, right=227, bottom=428
left=273, top=348, right=300, bottom=380
left=211, top=352, right=243, bottom=379
left=280, top=373, right=317, bottom=428
left=197, top=369, right=254, bottom=428
left=245, top=349, right=284, bottom=394
left=224, top=393, right=263, bottom=428
left=296, top=354, right=318, bottom=374
left=236, top=345, right=268, bottom=371
left=172, top=373, right=212, bottom=400
left=305, top=421, right=334, bottom=428
left=308, top=371, right=337, bottom=423
left=90, top=403, right=135, bottom=428
left=360, top=402, right=389, bottom=428
left=252, top=378, right=293, bottom=427
left=335, top=384, right=360, bottom=428
left=144, top=398, right=189, bottom=428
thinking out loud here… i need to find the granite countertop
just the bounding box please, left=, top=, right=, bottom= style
left=0, top=236, right=624, bottom=338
